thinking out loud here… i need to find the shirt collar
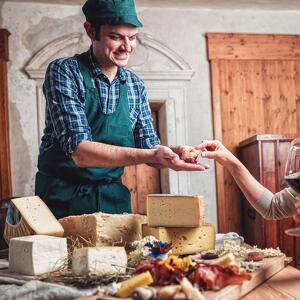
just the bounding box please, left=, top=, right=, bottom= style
left=87, top=47, right=127, bottom=83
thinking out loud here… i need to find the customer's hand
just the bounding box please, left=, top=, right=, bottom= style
left=293, top=194, right=300, bottom=222
left=195, top=140, right=236, bottom=168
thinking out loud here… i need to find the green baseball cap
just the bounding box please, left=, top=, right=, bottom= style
left=82, top=0, right=143, bottom=28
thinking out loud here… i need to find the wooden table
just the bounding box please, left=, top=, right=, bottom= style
left=241, top=266, right=300, bottom=300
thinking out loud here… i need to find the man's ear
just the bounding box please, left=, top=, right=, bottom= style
left=84, top=21, right=97, bottom=41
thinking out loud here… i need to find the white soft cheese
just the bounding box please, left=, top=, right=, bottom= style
left=72, top=246, right=127, bottom=276
left=9, top=235, right=68, bottom=275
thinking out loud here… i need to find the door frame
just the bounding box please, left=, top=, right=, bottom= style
left=0, top=29, right=12, bottom=200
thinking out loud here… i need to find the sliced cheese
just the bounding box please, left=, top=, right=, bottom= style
left=9, top=235, right=68, bottom=275
left=142, top=223, right=215, bottom=255
left=4, top=196, right=64, bottom=241
left=147, top=194, right=204, bottom=227
left=59, top=212, right=147, bottom=249
left=117, top=271, right=153, bottom=298
left=72, top=246, right=127, bottom=276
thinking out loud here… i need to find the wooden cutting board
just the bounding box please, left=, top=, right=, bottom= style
left=0, top=256, right=286, bottom=300
left=81, top=256, right=286, bottom=300
left=201, top=256, right=285, bottom=300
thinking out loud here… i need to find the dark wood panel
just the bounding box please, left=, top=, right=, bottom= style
left=277, top=141, right=295, bottom=260
left=260, top=141, right=277, bottom=248
left=240, top=142, right=263, bottom=246
left=0, top=29, right=9, bottom=61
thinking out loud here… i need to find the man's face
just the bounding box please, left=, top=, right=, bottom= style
left=94, top=24, right=138, bottom=68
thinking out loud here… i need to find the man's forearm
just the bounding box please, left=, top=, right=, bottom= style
left=72, top=140, right=157, bottom=168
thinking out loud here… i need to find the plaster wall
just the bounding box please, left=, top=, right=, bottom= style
left=1, top=1, right=300, bottom=228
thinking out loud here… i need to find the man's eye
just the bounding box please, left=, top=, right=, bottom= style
left=129, top=35, right=137, bottom=41
left=110, top=35, right=121, bottom=40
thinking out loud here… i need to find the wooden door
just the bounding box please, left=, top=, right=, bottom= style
left=122, top=104, right=161, bottom=214
left=207, top=33, right=300, bottom=234
left=0, top=29, right=12, bottom=201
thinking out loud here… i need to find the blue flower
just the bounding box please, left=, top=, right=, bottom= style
left=144, top=240, right=172, bottom=258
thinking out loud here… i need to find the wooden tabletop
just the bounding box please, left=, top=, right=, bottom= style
left=241, top=266, right=300, bottom=300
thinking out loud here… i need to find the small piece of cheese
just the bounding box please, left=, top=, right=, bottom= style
left=4, top=196, right=64, bottom=241
left=117, top=271, right=153, bottom=298
left=72, top=246, right=127, bottom=276
left=9, top=235, right=68, bottom=275
left=147, top=194, right=204, bottom=227
left=59, top=212, right=147, bottom=249
left=142, top=224, right=215, bottom=255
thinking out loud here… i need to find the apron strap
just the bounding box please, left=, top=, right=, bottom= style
left=77, top=52, right=94, bottom=89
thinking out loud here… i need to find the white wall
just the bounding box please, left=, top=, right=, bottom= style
left=1, top=0, right=300, bottom=228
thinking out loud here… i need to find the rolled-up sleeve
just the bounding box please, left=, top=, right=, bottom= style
left=43, top=60, right=92, bottom=155
left=252, top=187, right=297, bottom=220
left=134, top=83, right=160, bottom=149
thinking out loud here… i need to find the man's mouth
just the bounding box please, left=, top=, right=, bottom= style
left=114, top=51, right=129, bottom=60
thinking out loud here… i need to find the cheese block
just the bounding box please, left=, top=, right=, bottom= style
left=147, top=194, right=204, bottom=227
left=72, top=246, right=127, bottom=276
left=142, top=223, right=215, bottom=255
left=59, top=212, right=147, bottom=249
left=4, top=196, right=64, bottom=242
left=9, top=235, right=68, bottom=275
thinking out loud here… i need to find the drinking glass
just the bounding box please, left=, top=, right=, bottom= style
left=284, top=138, right=300, bottom=236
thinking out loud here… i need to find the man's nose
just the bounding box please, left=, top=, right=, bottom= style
left=122, top=38, right=132, bottom=52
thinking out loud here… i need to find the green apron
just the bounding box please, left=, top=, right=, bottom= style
left=35, top=52, right=134, bottom=219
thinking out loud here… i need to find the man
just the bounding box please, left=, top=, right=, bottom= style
left=35, top=0, right=208, bottom=219
left=196, top=140, right=300, bottom=222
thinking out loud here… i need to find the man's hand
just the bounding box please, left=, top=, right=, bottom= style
left=152, top=145, right=209, bottom=171
left=294, top=195, right=300, bottom=222
left=172, top=145, right=199, bottom=163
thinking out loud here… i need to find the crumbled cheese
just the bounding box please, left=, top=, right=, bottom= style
left=217, top=240, right=283, bottom=258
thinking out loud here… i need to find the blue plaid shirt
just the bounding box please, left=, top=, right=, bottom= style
left=40, top=48, right=160, bottom=156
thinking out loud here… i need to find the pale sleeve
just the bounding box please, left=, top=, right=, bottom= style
left=251, top=187, right=297, bottom=220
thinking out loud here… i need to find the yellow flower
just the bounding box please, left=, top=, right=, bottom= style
left=158, top=255, right=196, bottom=272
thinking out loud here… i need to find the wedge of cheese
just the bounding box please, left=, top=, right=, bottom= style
left=4, top=196, right=64, bottom=241
left=59, top=212, right=147, bottom=249
left=72, top=246, right=127, bottom=276
left=142, top=224, right=215, bottom=255
left=9, top=235, right=68, bottom=275
left=147, top=194, right=204, bottom=227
